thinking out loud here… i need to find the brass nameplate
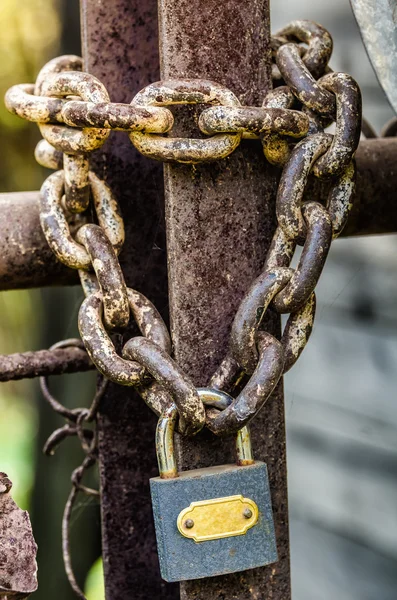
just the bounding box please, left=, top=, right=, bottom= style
left=177, top=495, right=258, bottom=543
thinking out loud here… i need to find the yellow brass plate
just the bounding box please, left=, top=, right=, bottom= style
left=177, top=495, right=259, bottom=543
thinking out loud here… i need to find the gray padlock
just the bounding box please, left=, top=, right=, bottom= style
left=150, top=388, right=278, bottom=582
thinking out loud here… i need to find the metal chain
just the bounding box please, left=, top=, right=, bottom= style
left=5, top=21, right=362, bottom=437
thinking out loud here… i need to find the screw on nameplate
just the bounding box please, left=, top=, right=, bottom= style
left=177, top=495, right=259, bottom=542
left=0, top=473, right=38, bottom=598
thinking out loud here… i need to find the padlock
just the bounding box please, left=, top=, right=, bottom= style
left=150, top=388, right=278, bottom=582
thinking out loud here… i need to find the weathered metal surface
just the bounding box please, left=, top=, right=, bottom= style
left=281, top=292, right=316, bottom=373
left=0, top=346, right=93, bottom=382
left=40, top=170, right=124, bottom=270
left=0, top=192, right=76, bottom=290
left=326, top=161, right=356, bottom=240
left=158, top=0, right=291, bottom=597
left=78, top=293, right=145, bottom=385
left=79, top=289, right=176, bottom=409
left=40, top=171, right=90, bottom=269
left=277, top=133, right=333, bottom=240
left=150, top=462, right=278, bottom=582
left=37, top=65, right=110, bottom=155
left=123, top=338, right=206, bottom=436
left=199, top=105, right=309, bottom=137
left=261, top=86, right=296, bottom=166
left=4, top=83, right=66, bottom=124
left=275, top=129, right=356, bottom=244
left=339, top=138, right=397, bottom=236
left=155, top=394, right=254, bottom=479
left=79, top=1, right=176, bottom=598
left=273, top=202, right=332, bottom=313
left=230, top=270, right=291, bottom=374
left=34, top=140, right=63, bottom=170
left=37, top=61, right=111, bottom=214
left=277, top=43, right=336, bottom=115
left=0, top=474, right=38, bottom=598
left=275, top=20, right=333, bottom=79
left=313, top=73, right=362, bottom=177
left=351, top=0, right=397, bottom=113
left=76, top=224, right=129, bottom=330
left=62, top=100, right=174, bottom=132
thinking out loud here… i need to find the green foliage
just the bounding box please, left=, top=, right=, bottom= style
left=85, top=557, right=105, bottom=600
left=0, top=290, right=42, bottom=509
left=0, top=388, right=37, bottom=508
left=0, top=0, right=61, bottom=192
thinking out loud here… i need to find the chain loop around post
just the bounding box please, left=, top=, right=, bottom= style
left=5, top=19, right=363, bottom=441
left=198, top=106, right=309, bottom=139
left=61, top=100, right=174, bottom=133
left=3, top=18, right=367, bottom=598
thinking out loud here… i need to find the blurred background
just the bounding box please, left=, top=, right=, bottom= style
left=0, top=1, right=395, bottom=599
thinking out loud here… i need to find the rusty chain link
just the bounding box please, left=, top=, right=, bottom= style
left=5, top=22, right=361, bottom=440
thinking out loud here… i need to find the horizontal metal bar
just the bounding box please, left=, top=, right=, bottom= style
left=341, top=137, right=397, bottom=236
left=0, top=346, right=93, bottom=381
left=0, top=137, right=395, bottom=292
left=0, top=191, right=76, bottom=290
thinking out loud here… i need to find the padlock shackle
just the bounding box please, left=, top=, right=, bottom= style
left=156, top=389, right=254, bottom=479
left=156, top=404, right=179, bottom=479
left=198, top=389, right=254, bottom=466
left=235, top=425, right=254, bottom=466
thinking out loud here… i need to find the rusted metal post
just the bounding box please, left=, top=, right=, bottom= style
left=80, top=2, right=178, bottom=599
left=159, top=1, right=291, bottom=598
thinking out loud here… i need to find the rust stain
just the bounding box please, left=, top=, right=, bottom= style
left=0, top=474, right=38, bottom=599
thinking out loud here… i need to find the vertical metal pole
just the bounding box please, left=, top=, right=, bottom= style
left=159, top=1, right=291, bottom=598
left=80, top=2, right=178, bottom=599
